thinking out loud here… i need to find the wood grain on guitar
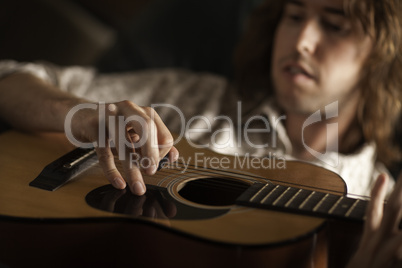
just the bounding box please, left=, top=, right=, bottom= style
left=0, top=131, right=360, bottom=268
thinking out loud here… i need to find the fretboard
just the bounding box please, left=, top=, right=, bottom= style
left=236, top=182, right=367, bottom=222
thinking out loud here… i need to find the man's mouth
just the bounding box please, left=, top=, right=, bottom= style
left=284, top=64, right=316, bottom=80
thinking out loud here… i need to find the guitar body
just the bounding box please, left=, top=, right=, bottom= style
left=0, top=131, right=358, bottom=267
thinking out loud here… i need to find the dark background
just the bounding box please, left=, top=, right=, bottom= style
left=0, top=0, right=262, bottom=78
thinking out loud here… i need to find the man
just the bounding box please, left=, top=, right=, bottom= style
left=234, top=0, right=401, bottom=174
left=0, top=0, right=401, bottom=266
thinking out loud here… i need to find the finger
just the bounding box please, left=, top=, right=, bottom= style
left=95, top=146, right=126, bottom=190
left=144, top=108, right=178, bottom=164
left=359, top=174, right=388, bottom=249
left=366, top=174, right=389, bottom=232
left=120, top=134, right=146, bottom=196
left=382, top=173, right=402, bottom=232
left=168, top=146, right=180, bottom=163
left=109, top=103, right=147, bottom=195
left=127, top=129, right=140, bottom=143
left=120, top=104, right=160, bottom=176
left=122, top=160, right=146, bottom=195
left=144, top=107, right=175, bottom=156
left=141, top=106, right=170, bottom=171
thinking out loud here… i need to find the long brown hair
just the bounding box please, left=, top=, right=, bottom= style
left=234, top=0, right=402, bottom=168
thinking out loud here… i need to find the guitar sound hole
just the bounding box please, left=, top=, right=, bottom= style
left=178, top=178, right=250, bottom=206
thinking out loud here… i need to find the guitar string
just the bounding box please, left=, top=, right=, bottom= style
left=82, top=161, right=370, bottom=219
left=88, top=158, right=328, bottom=193
left=89, top=158, right=370, bottom=201
left=159, top=164, right=319, bottom=192
left=89, top=159, right=248, bottom=193
left=154, top=160, right=367, bottom=200
left=83, top=159, right=369, bottom=219
left=86, top=158, right=371, bottom=200
left=157, top=163, right=372, bottom=200
left=156, top=164, right=370, bottom=202
left=78, top=161, right=368, bottom=221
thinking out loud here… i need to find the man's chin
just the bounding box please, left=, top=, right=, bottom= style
left=276, top=96, right=320, bottom=116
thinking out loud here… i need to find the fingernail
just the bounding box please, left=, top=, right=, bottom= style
left=133, top=181, right=145, bottom=195
left=171, top=151, right=179, bottom=162
left=112, top=177, right=126, bottom=189
left=147, top=164, right=157, bottom=175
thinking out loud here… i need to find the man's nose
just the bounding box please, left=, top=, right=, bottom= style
left=295, top=19, right=321, bottom=55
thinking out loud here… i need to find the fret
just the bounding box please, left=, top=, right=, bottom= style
left=273, top=187, right=300, bottom=207
left=260, top=185, right=280, bottom=204
left=249, top=183, right=276, bottom=203
left=314, top=194, right=340, bottom=214
left=299, top=191, right=316, bottom=209
left=285, top=189, right=303, bottom=208
left=345, top=199, right=360, bottom=218
left=250, top=184, right=270, bottom=202
left=349, top=200, right=367, bottom=220
left=286, top=189, right=313, bottom=209
left=299, top=191, right=326, bottom=211
left=236, top=183, right=263, bottom=204
left=260, top=185, right=287, bottom=205
left=331, top=197, right=360, bottom=217
left=272, top=187, right=290, bottom=205
left=313, top=194, right=329, bottom=212
left=329, top=196, right=344, bottom=214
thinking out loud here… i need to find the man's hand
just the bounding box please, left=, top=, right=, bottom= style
left=70, top=100, right=179, bottom=196
left=347, top=173, right=402, bottom=268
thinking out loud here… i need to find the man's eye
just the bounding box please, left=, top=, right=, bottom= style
left=287, top=14, right=304, bottom=22
left=322, top=21, right=343, bottom=32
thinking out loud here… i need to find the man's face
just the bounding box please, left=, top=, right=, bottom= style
left=271, top=0, right=372, bottom=114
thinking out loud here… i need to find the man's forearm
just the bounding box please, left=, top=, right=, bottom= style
left=0, top=72, right=87, bottom=132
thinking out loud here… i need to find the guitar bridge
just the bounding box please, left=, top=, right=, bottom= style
left=29, top=147, right=98, bottom=191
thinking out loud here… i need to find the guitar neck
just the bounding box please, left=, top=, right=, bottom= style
left=236, top=182, right=367, bottom=222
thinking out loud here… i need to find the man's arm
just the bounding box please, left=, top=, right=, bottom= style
left=0, top=72, right=178, bottom=195
left=0, top=72, right=83, bottom=132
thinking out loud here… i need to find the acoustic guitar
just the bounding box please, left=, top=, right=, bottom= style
left=0, top=131, right=363, bottom=268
